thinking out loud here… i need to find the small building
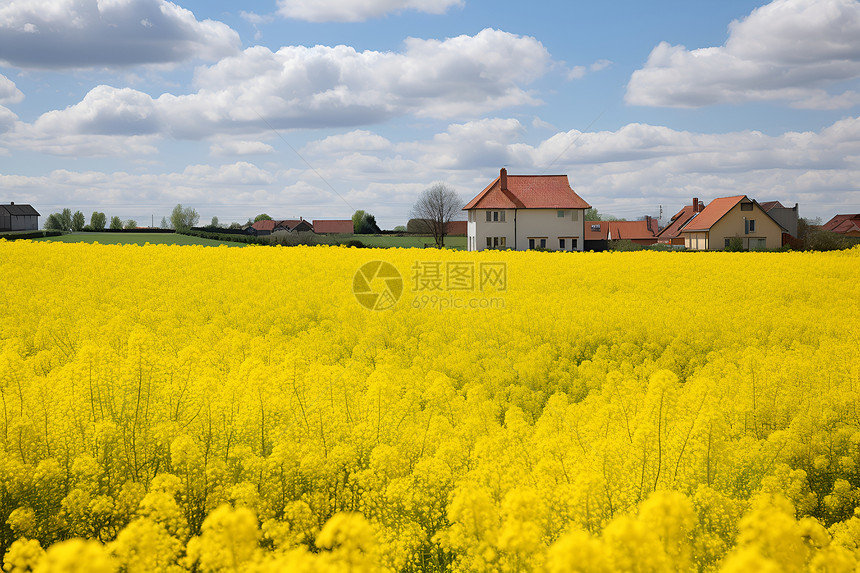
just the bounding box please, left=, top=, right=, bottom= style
left=680, top=195, right=785, bottom=250
left=0, top=203, right=40, bottom=232
left=760, top=200, right=799, bottom=240
left=584, top=217, right=659, bottom=250
left=463, top=168, right=590, bottom=251
left=312, top=219, right=353, bottom=234
left=822, top=214, right=860, bottom=237
left=273, top=219, right=314, bottom=233
left=656, top=199, right=705, bottom=245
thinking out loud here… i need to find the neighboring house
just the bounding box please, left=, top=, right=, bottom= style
left=463, top=168, right=590, bottom=251
left=679, top=195, right=785, bottom=250
left=656, top=198, right=705, bottom=245
left=760, top=200, right=799, bottom=240
left=822, top=214, right=860, bottom=237
left=312, top=219, right=353, bottom=234
left=273, top=219, right=313, bottom=233
left=584, top=217, right=659, bottom=250
left=0, top=203, right=40, bottom=231
left=251, top=218, right=314, bottom=235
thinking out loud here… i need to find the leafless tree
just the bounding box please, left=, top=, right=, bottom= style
left=410, top=183, right=462, bottom=247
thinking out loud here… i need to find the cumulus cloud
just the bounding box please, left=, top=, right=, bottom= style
left=0, top=74, right=24, bottom=104
left=276, top=0, right=463, bottom=23
left=0, top=0, right=240, bottom=69
left=626, top=0, right=860, bottom=109
left=10, top=29, right=550, bottom=148
left=210, top=139, right=275, bottom=156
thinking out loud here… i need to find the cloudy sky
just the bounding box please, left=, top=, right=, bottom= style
left=1, top=0, right=859, bottom=227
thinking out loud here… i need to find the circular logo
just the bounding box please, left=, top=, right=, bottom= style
left=353, top=261, right=403, bottom=310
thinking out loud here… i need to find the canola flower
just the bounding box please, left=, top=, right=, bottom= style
left=0, top=240, right=859, bottom=572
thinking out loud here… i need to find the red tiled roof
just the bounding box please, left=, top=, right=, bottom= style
left=759, top=201, right=784, bottom=212
left=585, top=219, right=659, bottom=241
left=463, top=170, right=590, bottom=210
left=680, top=196, right=746, bottom=232
left=312, top=219, right=353, bottom=233
left=251, top=219, right=276, bottom=231
left=822, top=214, right=860, bottom=234
left=657, top=205, right=697, bottom=239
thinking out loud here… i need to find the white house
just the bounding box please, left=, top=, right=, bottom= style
left=463, top=168, right=590, bottom=251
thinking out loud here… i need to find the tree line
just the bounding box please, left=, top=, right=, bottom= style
left=43, top=205, right=200, bottom=233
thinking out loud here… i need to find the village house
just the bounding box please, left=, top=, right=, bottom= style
left=656, top=199, right=705, bottom=245
left=760, top=201, right=799, bottom=240
left=0, top=203, right=40, bottom=232
left=312, top=220, right=354, bottom=234
left=249, top=218, right=313, bottom=235
left=463, top=168, right=590, bottom=251
left=822, top=214, right=860, bottom=237
left=679, top=195, right=785, bottom=250
left=584, top=217, right=659, bottom=250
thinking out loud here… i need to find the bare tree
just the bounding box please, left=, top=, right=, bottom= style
left=410, top=183, right=462, bottom=247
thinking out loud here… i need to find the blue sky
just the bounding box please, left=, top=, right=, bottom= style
left=1, top=0, right=859, bottom=228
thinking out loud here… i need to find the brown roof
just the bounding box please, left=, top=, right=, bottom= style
left=585, top=219, right=659, bottom=241
left=312, top=219, right=353, bottom=233
left=680, top=196, right=746, bottom=232
left=822, top=214, right=860, bottom=234
left=657, top=204, right=698, bottom=239
left=251, top=219, right=276, bottom=232
left=759, top=201, right=784, bottom=212
left=463, top=169, right=590, bottom=210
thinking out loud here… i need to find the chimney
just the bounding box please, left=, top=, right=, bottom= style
left=500, top=168, right=507, bottom=191
left=692, top=198, right=699, bottom=212
left=646, top=216, right=652, bottom=233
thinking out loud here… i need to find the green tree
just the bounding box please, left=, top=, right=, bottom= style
left=209, top=216, right=219, bottom=228
left=170, top=204, right=200, bottom=233
left=585, top=208, right=625, bottom=222
left=124, top=219, right=137, bottom=230
left=44, top=213, right=64, bottom=231
left=352, top=210, right=380, bottom=234
left=90, top=212, right=107, bottom=231
left=110, top=216, right=123, bottom=230
left=160, top=216, right=169, bottom=229
left=59, top=208, right=73, bottom=231
left=71, top=211, right=86, bottom=232
left=254, top=214, right=272, bottom=223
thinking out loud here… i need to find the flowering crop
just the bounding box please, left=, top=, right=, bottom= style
left=1, top=240, right=859, bottom=572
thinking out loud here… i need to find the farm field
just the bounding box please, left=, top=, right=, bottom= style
left=31, top=232, right=245, bottom=247
left=1, top=241, right=859, bottom=572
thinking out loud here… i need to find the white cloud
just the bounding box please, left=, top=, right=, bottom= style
left=0, top=0, right=240, bottom=69
left=626, top=0, right=860, bottom=109
left=0, top=74, right=24, bottom=104
left=304, top=130, right=393, bottom=155
left=276, top=0, right=463, bottom=23
left=10, top=29, right=550, bottom=149
left=210, top=139, right=275, bottom=156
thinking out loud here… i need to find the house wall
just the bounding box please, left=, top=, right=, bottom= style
left=467, top=208, right=585, bottom=251
left=684, top=203, right=783, bottom=250
left=709, top=203, right=783, bottom=250
left=14, top=215, right=38, bottom=231
left=767, top=205, right=798, bottom=237
left=0, top=212, right=9, bottom=231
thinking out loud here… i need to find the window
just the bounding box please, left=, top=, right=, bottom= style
left=741, top=202, right=753, bottom=211
left=540, top=238, right=546, bottom=248
left=529, top=238, right=535, bottom=249
left=486, top=211, right=491, bottom=222
left=750, top=238, right=766, bottom=250
left=571, top=238, right=578, bottom=249
left=557, top=210, right=565, bottom=218
left=499, top=236, right=506, bottom=247
left=488, top=211, right=505, bottom=222
left=725, top=238, right=731, bottom=248
left=499, top=211, right=505, bottom=222
left=591, top=224, right=601, bottom=232
left=493, top=211, right=499, bottom=222
left=559, top=238, right=565, bottom=249
left=486, top=237, right=492, bottom=248
left=749, top=219, right=756, bottom=232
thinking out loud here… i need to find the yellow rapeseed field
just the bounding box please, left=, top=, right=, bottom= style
left=1, top=240, right=859, bottom=572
